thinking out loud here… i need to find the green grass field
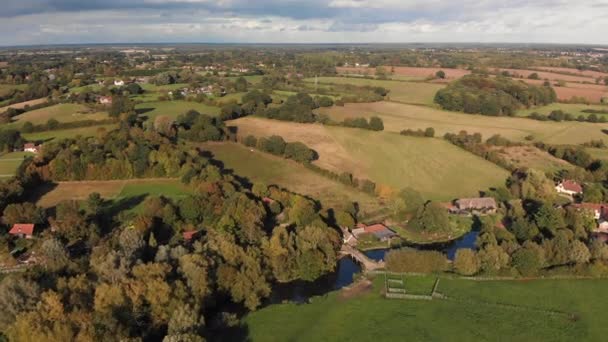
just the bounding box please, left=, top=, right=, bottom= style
left=518, top=103, right=608, bottom=118
left=0, top=84, right=27, bottom=97
left=0, top=152, right=33, bottom=178
left=10, top=103, right=109, bottom=126
left=317, top=101, right=608, bottom=144
left=304, top=77, right=445, bottom=105
left=135, top=100, right=221, bottom=121
left=203, top=142, right=384, bottom=214
left=230, top=117, right=509, bottom=200
left=225, top=75, right=264, bottom=84
left=22, top=124, right=118, bottom=141
left=244, top=275, right=604, bottom=341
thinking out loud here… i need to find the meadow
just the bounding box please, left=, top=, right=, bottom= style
left=244, top=275, right=604, bottom=341
left=135, top=100, right=221, bottom=121
left=304, top=77, right=444, bottom=105
left=587, top=148, right=608, bottom=161
left=0, top=152, right=34, bottom=178
left=517, top=103, right=608, bottom=118
left=317, top=101, right=608, bottom=144
left=203, top=142, right=384, bottom=214
left=22, top=124, right=118, bottom=141
left=36, top=178, right=188, bottom=208
left=10, top=103, right=109, bottom=126
left=0, top=98, right=48, bottom=113
left=230, top=117, right=508, bottom=200
left=491, top=146, right=574, bottom=173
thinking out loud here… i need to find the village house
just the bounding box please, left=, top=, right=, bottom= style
left=98, top=96, right=113, bottom=105
left=23, top=143, right=40, bottom=154
left=9, top=224, right=35, bottom=239
left=450, top=197, right=497, bottom=215
left=570, top=203, right=608, bottom=233
left=351, top=223, right=397, bottom=242
left=114, top=79, right=125, bottom=86
left=555, top=180, right=583, bottom=196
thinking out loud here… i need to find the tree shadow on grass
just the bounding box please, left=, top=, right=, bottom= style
left=27, top=181, right=58, bottom=204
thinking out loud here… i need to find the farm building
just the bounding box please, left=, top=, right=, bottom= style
left=114, top=79, right=125, bottom=86
left=351, top=223, right=397, bottom=242
left=99, top=96, right=113, bottom=105
left=555, top=180, right=583, bottom=196
left=9, top=224, right=35, bottom=239
left=23, top=143, right=40, bottom=154
left=451, top=197, right=497, bottom=215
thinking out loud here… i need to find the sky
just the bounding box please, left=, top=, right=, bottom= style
left=1, top=0, right=608, bottom=46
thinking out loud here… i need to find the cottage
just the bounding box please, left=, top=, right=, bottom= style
left=183, top=230, right=199, bottom=241
left=9, top=224, right=35, bottom=239
left=114, top=79, right=125, bottom=86
left=23, top=143, right=40, bottom=154
left=452, top=197, right=497, bottom=215
left=555, top=180, right=583, bottom=196
left=99, top=96, right=113, bottom=105
left=351, top=223, right=396, bottom=242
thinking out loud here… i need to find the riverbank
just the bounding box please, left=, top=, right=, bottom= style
left=244, top=274, right=602, bottom=341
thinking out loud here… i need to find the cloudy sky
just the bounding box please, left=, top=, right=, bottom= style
left=1, top=0, right=608, bottom=46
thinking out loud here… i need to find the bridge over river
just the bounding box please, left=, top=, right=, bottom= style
left=340, top=245, right=385, bottom=271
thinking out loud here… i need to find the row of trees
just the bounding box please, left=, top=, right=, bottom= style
left=528, top=110, right=607, bottom=123
left=242, top=135, right=317, bottom=164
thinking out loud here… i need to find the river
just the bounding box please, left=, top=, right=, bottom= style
left=269, top=230, right=479, bottom=303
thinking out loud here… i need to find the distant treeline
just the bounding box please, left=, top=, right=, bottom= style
left=528, top=110, right=607, bottom=123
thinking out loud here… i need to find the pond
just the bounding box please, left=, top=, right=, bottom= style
left=269, top=230, right=479, bottom=303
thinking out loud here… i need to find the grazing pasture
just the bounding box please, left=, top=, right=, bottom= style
left=0, top=98, right=47, bottom=113
left=135, top=100, right=221, bottom=121
left=203, top=142, right=384, bottom=213
left=317, top=101, right=608, bottom=144
left=229, top=117, right=508, bottom=200
left=10, top=103, right=109, bottom=126
left=36, top=178, right=188, bottom=208
left=0, top=152, right=34, bottom=178
left=245, top=276, right=600, bottom=341
left=517, top=103, right=608, bottom=118
left=492, top=146, right=574, bottom=173
left=22, top=124, right=118, bottom=142
left=304, top=76, right=444, bottom=105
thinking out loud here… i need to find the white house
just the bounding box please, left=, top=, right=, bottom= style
left=114, top=79, right=125, bottom=86
left=555, top=180, right=583, bottom=196
left=23, top=143, right=40, bottom=154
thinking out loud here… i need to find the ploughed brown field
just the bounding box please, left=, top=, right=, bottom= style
left=496, top=68, right=596, bottom=83
left=523, top=78, right=608, bottom=103
left=336, top=66, right=470, bottom=80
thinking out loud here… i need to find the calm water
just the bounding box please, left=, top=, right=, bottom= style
left=270, top=230, right=479, bottom=303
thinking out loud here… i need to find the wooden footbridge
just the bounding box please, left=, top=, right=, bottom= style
left=340, top=244, right=385, bottom=271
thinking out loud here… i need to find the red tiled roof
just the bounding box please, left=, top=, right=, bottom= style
left=23, top=143, right=36, bottom=149
left=183, top=230, right=198, bottom=240
left=561, top=180, right=583, bottom=193
left=9, top=224, right=35, bottom=236
left=364, top=224, right=390, bottom=233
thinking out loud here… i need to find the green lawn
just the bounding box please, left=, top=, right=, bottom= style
left=10, top=103, right=109, bottom=126
left=22, top=124, right=118, bottom=141
left=304, top=77, right=445, bottom=105
left=202, top=142, right=384, bottom=215
left=0, top=152, right=34, bottom=178
left=135, top=100, right=220, bottom=121
left=517, top=103, right=608, bottom=118
left=317, top=101, right=608, bottom=144
left=245, top=275, right=601, bottom=341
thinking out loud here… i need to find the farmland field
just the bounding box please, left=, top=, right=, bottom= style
left=492, top=146, right=574, bottom=173
left=317, top=101, right=608, bottom=144
left=36, top=178, right=188, bottom=208
left=0, top=83, right=27, bottom=97
left=203, top=142, right=384, bottom=214
left=22, top=124, right=118, bottom=141
left=517, top=103, right=608, bottom=118
left=230, top=117, right=508, bottom=200
left=245, top=275, right=603, bottom=341
left=587, top=148, right=608, bottom=161
left=336, top=66, right=470, bottom=81
left=0, top=98, right=48, bottom=113
left=135, top=100, right=220, bottom=120
left=535, top=66, right=608, bottom=79
left=304, top=77, right=444, bottom=105
left=0, top=152, right=34, bottom=178
left=10, top=103, right=109, bottom=126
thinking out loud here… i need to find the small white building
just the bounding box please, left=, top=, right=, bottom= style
left=114, top=80, right=125, bottom=86
left=23, top=143, right=40, bottom=154
left=555, top=180, right=583, bottom=196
